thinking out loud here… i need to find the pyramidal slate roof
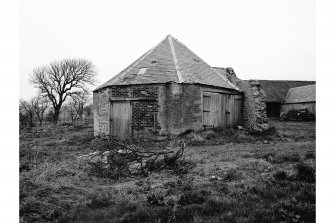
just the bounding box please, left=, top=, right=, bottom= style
left=284, top=84, right=316, bottom=104
left=95, top=35, right=238, bottom=91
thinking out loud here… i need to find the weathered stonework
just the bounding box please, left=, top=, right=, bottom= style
left=93, top=83, right=205, bottom=137
left=225, top=68, right=269, bottom=132
left=93, top=73, right=269, bottom=137
left=93, top=88, right=110, bottom=136
left=158, top=83, right=202, bottom=135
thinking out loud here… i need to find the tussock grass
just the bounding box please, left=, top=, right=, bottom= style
left=20, top=122, right=315, bottom=223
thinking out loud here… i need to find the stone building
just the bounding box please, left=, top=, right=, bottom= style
left=281, top=84, right=316, bottom=115
left=93, top=35, right=269, bottom=138
left=258, top=80, right=316, bottom=118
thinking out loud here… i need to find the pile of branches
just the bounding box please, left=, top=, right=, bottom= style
left=78, top=137, right=187, bottom=179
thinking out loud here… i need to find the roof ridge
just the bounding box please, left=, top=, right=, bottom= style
left=168, top=36, right=184, bottom=83
left=94, top=36, right=168, bottom=91
left=284, top=88, right=292, bottom=102
left=171, top=37, right=240, bottom=91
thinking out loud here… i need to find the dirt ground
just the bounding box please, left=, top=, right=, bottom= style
left=19, top=120, right=315, bottom=223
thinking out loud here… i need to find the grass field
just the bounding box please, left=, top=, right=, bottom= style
left=19, top=120, right=315, bottom=223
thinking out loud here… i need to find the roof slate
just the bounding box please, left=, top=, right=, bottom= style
left=258, top=80, right=316, bottom=102
left=95, top=35, right=238, bottom=91
left=284, top=84, right=316, bottom=103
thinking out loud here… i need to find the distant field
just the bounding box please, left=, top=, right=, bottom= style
left=19, top=120, right=315, bottom=223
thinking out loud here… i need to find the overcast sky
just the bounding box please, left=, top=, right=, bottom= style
left=20, top=0, right=315, bottom=100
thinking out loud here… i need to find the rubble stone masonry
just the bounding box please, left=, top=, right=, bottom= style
left=93, top=76, right=264, bottom=137
left=225, top=68, right=269, bottom=132
left=93, top=83, right=203, bottom=137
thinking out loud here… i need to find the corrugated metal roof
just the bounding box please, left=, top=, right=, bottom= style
left=258, top=80, right=316, bottom=102
left=95, top=35, right=239, bottom=91
left=284, top=84, right=316, bottom=103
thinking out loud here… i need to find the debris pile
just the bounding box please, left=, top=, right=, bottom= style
left=78, top=138, right=187, bottom=178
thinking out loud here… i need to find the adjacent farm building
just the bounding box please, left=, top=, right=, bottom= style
left=258, top=80, right=316, bottom=118
left=281, top=84, right=316, bottom=115
left=93, top=35, right=269, bottom=138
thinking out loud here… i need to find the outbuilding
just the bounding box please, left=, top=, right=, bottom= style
left=93, top=35, right=268, bottom=138
left=258, top=80, right=315, bottom=118
left=281, top=84, right=316, bottom=115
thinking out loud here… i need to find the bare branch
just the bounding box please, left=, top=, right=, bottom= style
left=29, top=58, right=97, bottom=123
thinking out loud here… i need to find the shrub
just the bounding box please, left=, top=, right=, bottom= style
left=274, top=153, right=301, bottom=163
left=178, top=190, right=211, bottom=206
left=223, top=170, right=242, bottom=182
left=201, top=198, right=230, bottom=215
left=295, top=162, right=315, bottom=182
left=146, top=194, right=164, bottom=206
left=273, top=170, right=287, bottom=180
left=116, top=200, right=139, bottom=215
left=86, top=194, right=113, bottom=209
left=305, top=152, right=315, bottom=160
left=58, top=206, right=119, bottom=223
left=295, top=188, right=315, bottom=203
left=120, top=205, right=172, bottom=223
left=175, top=197, right=234, bottom=222
left=175, top=203, right=204, bottom=222
left=256, top=152, right=275, bottom=162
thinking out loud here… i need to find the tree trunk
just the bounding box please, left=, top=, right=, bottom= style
left=53, top=107, right=61, bottom=124
left=28, top=113, right=34, bottom=128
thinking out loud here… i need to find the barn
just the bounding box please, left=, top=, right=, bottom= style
left=258, top=80, right=316, bottom=118
left=93, top=35, right=268, bottom=138
left=281, top=84, right=316, bottom=115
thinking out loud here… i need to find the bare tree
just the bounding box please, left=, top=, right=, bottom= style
left=83, top=103, right=93, bottom=117
left=30, top=58, right=97, bottom=123
left=61, top=104, right=77, bottom=125
left=19, top=99, right=35, bottom=128
left=31, top=96, right=50, bottom=126
left=70, top=91, right=90, bottom=118
left=61, top=92, right=90, bottom=126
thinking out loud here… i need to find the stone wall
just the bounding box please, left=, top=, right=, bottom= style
left=158, top=83, right=202, bottom=135
left=225, top=68, right=269, bottom=132
left=93, top=85, right=160, bottom=137
left=93, top=88, right=110, bottom=136
left=93, top=83, right=203, bottom=137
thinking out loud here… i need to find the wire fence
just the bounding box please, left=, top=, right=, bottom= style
left=58, top=116, right=93, bottom=126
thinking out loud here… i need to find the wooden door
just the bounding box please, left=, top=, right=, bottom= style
left=203, top=92, right=243, bottom=129
left=203, top=92, right=221, bottom=128
left=233, top=95, right=243, bottom=126
left=222, top=94, right=231, bottom=128
left=110, top=102, right=132, bottom=138
left=225, top=95, right=243, bottom=127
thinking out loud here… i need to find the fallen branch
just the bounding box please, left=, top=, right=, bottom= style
left=78, top=138, right=187, bottom=178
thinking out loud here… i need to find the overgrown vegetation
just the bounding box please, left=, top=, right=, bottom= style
left=20, top=120, right=315, bottom=222
left=83, top=137, right=188, bottom=179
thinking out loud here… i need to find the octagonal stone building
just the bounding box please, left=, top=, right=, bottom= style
left=93, top=35, right=267, bottom=138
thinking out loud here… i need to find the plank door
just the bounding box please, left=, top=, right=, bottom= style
left=110, top=102, right=132, bottom=138
left=222, top=94, right=231, bottom=128
left=233, top=95, right=243, bottom=126
left=203, top=92, right=221, bottom=128
left=221, top=94, right=243, bottom=128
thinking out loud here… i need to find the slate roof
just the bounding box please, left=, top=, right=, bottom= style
left=284, top=84, right=316, bottom=104
left=258, top=80, right=316, bottom=102
left=95, top=35, right=238, bottom=91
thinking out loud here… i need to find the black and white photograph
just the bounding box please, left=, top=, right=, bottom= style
left=2, top=0, right=328, bottom=222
